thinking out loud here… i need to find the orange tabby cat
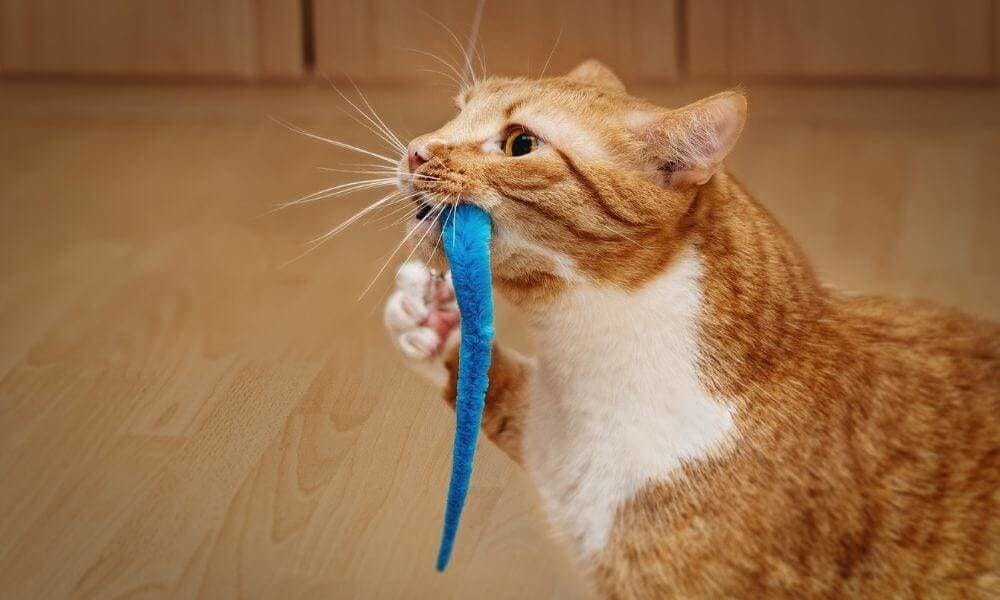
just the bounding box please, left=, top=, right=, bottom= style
left=383, top=60, right=1000, bottom=598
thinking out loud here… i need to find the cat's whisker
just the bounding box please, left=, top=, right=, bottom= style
left=270, top=117, right=398, bottom=165
left=277, top=190, right=406, bottom=269
left=425, top=194, right=456, bottom=262
left=362, top=191, right=425, bottom=227
left=274, top=179, right=401, bottom=212
left=328, top=96, right=406, bottom=156
left=315, top=166, right=435, bottom=181
left=315, top=167, right=399, bottom=177
left=263, top=178, right=400, bottom=216
left=378, top=191, right=448, bottom=231
left=346, top=77, right=409, bottom=153
left=417, top=68, right=464, bottom=90
left=405, top=48, right=469, bottom=90
left=374, top=198, right=425, bottom=229
left=342, top=161, right=411, bottom=172
left=593, top=221, right=643, bottom=247
left=464, top=0, right=488, bottom=85
left=357, top=195, right=449, bottom=300
left=538, top=26, right=564, bottom=79
left=418, top=11, right=477, bottom=87
left=300, top=190, right=408, bottom=251
left=323, top=75, right=408, bottom=155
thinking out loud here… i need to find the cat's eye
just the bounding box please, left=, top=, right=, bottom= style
left=503, top=128, right=539, bottom=157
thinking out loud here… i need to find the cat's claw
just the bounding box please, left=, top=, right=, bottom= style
left=385, top=261, right=460, bottom=386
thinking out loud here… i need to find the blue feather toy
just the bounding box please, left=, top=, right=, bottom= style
left=436, top=203, right=495, bottom=571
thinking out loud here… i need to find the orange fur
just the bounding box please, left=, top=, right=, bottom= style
left=398, top=61, right=999, bottom=597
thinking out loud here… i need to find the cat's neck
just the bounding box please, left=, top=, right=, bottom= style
left=693, top=173, right=829, bottom=399
left=524, top=172, right=828, bottom=399
left=528, top=241, right=704, bottom=378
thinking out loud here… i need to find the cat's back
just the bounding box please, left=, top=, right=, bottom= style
left=837, top=292, right=999, bottom=428
left=593, top=294, right=999, bottom=598
left=832, top=294, right=1000, bottom=595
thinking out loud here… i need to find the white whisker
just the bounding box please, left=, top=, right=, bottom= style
left=315, top=166, right=434, bottom=181
left=465, top=0, right=488, bottom=84
left=263, top=178, right=400, bottom=216
left=406, top=48, right=469, bottom=89
left=418, top=11, right=476, bottom=87
left=347, top=77, right=409, bottom=152
left=425, top=194, right=455, bottom=262
left=277, top=190, right=406, bottom=269
left=323, top=75, right=408, bottom=154
left=356, top=195, right=448, bottom=300
left=275, top=179, right=399, bottom=212
left=304, top=190, right=407, bottom=246
left=373, top=198, right=424, bottom=228
left=417, top=68, right=464, bottom=90
left=362, top=191, right=424, bottom=227
left=593, top=221, right=642, bottom=247
left=539, top=26, right=563, bottom=79
left=270, top=117, right=398, bottom=165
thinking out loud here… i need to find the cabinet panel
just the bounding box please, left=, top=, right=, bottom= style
left=688, top=0, right=993, bottom=81
left=0, top=0, right=302, bottom=79
left=313, top=0, right=679, bottom=83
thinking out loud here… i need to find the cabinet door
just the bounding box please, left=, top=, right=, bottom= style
left=0, top=0, right=302, bottom=79
left=688, top=0, right=994, bottom=81
left=995, top=1, right=1000, bottom=79
left=312, top=0, right=678, bottom=83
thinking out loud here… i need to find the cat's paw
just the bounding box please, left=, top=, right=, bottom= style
left=384, top=261, right=460, bottom=386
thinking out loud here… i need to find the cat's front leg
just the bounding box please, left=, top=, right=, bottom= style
left=385, top=260, right=533, bottom=463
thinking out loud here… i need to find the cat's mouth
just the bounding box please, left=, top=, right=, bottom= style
left=414, top=197, right=436, bottom=221
left=410, top=192, right=457, bottom=224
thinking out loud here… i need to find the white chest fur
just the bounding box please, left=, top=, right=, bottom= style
left=521, top=247, right=736, bottom=559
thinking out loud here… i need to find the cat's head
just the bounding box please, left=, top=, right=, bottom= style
left=398, top=59, right=747, bottom=305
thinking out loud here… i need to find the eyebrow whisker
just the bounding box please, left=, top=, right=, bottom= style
left=538, top=25, right=564, bottom=79
left=405, top=48, right=469, bottom=90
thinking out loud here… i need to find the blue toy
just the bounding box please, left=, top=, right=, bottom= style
left=436, top=203, right=495, bottom=571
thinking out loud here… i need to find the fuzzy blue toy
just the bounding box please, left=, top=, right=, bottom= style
left=436, top=203, right=494, bottom=571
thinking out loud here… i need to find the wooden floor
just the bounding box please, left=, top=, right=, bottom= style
left=0, top=80, right=998, bottom=599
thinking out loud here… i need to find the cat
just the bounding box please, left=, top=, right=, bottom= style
left=382, top=59, right=999, bottom=598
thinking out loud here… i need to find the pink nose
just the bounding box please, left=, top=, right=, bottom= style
left=407, top=137, right=442, bottom=172
left=407, top=149, right=427, bottom=173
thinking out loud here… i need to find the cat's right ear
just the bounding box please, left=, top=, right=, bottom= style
left=630, top=91, right=748, bottom=188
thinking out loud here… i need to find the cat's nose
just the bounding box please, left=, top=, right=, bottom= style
left=407, top=148, right=428, bottom=173
left=407, top=137, right=444, bottom=172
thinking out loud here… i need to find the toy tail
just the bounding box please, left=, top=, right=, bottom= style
left=437, top=203, right=494, bottom=571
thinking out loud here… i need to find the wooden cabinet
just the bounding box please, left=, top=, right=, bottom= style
left=311, top=0, right=679, bottom=83
left=0, top=0, right=997, bottom=84
left=687, top=0, right=996, bottom=81
left=0, top=0, right=302, bottom=79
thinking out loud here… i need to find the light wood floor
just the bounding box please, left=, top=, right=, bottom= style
left=0, top=80, right=997, bottom=599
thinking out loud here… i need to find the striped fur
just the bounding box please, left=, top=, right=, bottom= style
left=388, top=61, right=1000, bottom=598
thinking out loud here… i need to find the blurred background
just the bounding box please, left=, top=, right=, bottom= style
left=1, top=1, right=998, bottom=598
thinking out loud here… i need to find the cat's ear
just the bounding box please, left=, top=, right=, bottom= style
left=631, top=91, right=747, bottom=187
left=565, top=59, right=625, bottom=92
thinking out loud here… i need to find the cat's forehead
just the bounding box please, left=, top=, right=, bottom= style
left=439, top=77, right=633, bottom=158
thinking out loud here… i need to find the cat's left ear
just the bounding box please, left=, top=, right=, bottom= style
left=566, top=59, right=626, bottom=92
left=630, top=91, right=748, bottom=187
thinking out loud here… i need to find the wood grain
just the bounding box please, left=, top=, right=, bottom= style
left=0, top=80, right=997, bottom=598
left=688, top=0, right=995, bottom=81
left=0, top=0, right=302, bottom=79
left=995, top=0, right=1000, bottom=78
left=312, top=0, right=679, bottom=83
